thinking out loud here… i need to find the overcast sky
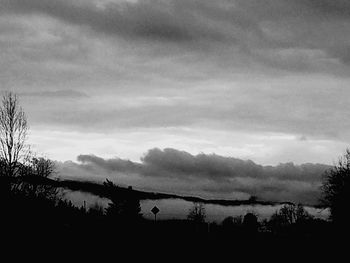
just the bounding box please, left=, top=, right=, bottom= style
left=1, top=0, right=350, bottom=201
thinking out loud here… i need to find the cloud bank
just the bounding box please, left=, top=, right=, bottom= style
left=57, top=148, right=331, bottom=205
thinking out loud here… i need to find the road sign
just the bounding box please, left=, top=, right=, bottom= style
left=151, top=206, right=160, bottom=215
left=151, top=206, right=160, bottom=222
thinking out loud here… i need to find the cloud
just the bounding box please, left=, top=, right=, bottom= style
left=57, top=148, right=331, bottom=204
left=1, top=0, right=226, bottom=43
left=18, top=0, right=254, bottom=41
left=305, top=0, right=350, bottom=18
left=3, top=0, right=350, bottom=72
left=78, top=148, right=329, bottom=182
left=19, top=89, right=88, bottom=99
left=77, top=154, right=142, bottom=173
left=2, top=0, right=350, bottom=167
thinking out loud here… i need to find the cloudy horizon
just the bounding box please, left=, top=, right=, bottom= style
left=1, top=0, right=350, bottom=203
left=55, top=147, right=332, bottom=205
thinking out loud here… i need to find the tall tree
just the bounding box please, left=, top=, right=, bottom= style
left=322, top=149, right=350, bottom=227
left=0, top=92, right=28, bottom=177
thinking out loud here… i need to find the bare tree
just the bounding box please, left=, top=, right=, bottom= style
left=0, top=92, right=28, bottom=177
left=18, top=157, right=58, bottom=200
left=187, top=202, right=206, bottom=223
left=269, top=203, right=312, bottom=228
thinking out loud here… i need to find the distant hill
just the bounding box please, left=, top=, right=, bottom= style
left=15, top=175, right=326, bottom=208
left=35, top=177, right=309, bottom=207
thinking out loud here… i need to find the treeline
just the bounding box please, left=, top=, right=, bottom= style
left=0, top=165, right=332, bottom=242
left=0, top=155, right=331, bottom=243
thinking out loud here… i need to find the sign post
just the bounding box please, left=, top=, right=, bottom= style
left=151, top=206, right=160, bottom=222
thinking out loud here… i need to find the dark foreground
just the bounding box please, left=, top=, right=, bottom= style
left=1, top=176, right=348, bottom=260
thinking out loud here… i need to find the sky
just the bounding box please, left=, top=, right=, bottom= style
left=1, top=0, right=350, bottom=203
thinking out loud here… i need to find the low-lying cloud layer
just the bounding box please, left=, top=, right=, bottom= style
left=57, top=148, right=331, bottom=205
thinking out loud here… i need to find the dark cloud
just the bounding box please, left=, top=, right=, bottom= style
left=1, top=0, right=228, bottom=43
left=77, top=154, right=141, bottom=173
left=64, top=148, right=331, bottom=204
left=78, top=148, right=329, bottom=182
left=3, top=0, right=350, bottom=72
left=305, top=0, right=350, bottom=18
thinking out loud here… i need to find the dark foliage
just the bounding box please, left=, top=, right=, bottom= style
left=187, top=202, right=206, bottom=223
left=0, top=170, right=338, bottom=256
left=322, top=149, right=350, bottom=230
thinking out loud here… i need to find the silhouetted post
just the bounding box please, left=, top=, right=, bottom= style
left=151, top=206, right=160, bottom=223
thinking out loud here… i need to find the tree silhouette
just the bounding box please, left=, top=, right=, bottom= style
left=187, top=202, right=206, bottom=223
left=267, top=203, right=313, bottom=236
left=270, top=204, right=311, bottom=226
left=18, top=157, right=58, bottom=200
left=322, top=149, right=350, bottom=228
left=0, top=92, right=28, bottom=177
left=104, top=180, right=142, bottom=223
left=243, top=212, right=258, bottom=234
